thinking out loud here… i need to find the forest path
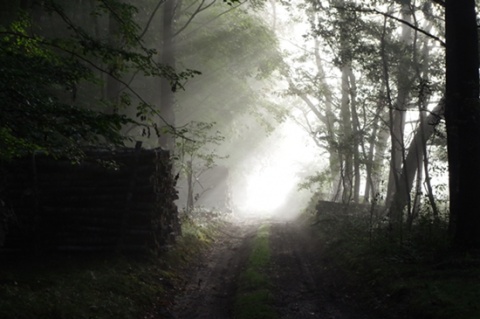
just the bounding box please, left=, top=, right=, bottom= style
left=171, top=218, right=374, bottom=319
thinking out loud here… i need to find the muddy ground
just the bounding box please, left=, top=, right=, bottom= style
left=171, top=218, right=377, bottom=319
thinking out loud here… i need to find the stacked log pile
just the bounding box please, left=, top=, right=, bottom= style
left=315, top=200, right=383, bottom=216
left=0, top=148, right=179, bottom=254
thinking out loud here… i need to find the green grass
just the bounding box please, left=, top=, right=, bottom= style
left=234, top=289, right=277, bottom=319
left=308, top=211, right=480, bottom=319
left=0, top=256, right=168, bottom=319
left=0, top=217, right=219, bottom=319
left=234, top=224, right=277, bottom=319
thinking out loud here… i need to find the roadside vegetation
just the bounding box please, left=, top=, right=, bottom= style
left=234, top=224, right=277, bottom=319
left=0, top=216, right=221, bottom=319
left=307, top=207, right=480, bottom=319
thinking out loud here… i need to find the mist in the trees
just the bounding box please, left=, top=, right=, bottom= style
left=2, top=0, right=479, bottom=244
left=3, top=2, right=480, bottom=318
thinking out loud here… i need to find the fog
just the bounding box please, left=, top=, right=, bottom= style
left=12, top=0, right=448, bottom=222
left=231, top=120, right=318, bottom=219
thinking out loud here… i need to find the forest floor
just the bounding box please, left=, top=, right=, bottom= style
left=171, top=217, right=376, bottom=319
left=2, top=213, right=477, bottom=319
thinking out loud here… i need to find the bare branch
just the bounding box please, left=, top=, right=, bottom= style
left=176, top=1, right=245, bottom=40
left=174, top=0, right=217, bottom=37
left=138, top=0, right=166, bottom=40
left=337, top=5, right=446, bottom=47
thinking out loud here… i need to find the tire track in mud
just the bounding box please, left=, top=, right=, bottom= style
left=268, top=221, right=323, bottom=318
left=172, top=219, right=374, bottom=319
left=268, top=221, right=372, bottom=319
left=172, top=222, right=258, bottom=319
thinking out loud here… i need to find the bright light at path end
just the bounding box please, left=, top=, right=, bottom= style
left=237, top=119, right=317, bottom=219
left=245, top=166, right=296, bottom=213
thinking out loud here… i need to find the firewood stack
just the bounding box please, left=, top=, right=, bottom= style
left=0, top=147, right=180, bottom=254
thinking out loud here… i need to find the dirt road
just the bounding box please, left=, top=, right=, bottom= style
left=172, top=219, right=374, bottom=319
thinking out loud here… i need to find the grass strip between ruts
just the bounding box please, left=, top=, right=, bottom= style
left=233, top=224, right=277, bottom=319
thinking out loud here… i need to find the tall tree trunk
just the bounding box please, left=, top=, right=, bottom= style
left=348, top=68, right=361, bottom=202
left=106, top=8, right=122, bottom=114
left=389, top=99, right=444, bottom=219
left=408, top=148, right=423, bottom=229
left=386, top=1, right=414, bottom=205
left=445, top=0, right=480, bottom=248
left=363, top=92, right=387, bottom=203
left=363, top=119, right=377, bottom=202
left=159, top=0, right=176, bottom=150
left=340, top=63, right=353, bottom=203
left=186, top=160, right=194, bottom=215
left=312, top=38, right=342, bottom=200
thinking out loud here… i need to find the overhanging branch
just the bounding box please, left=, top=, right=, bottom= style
left=336, top=6, right=446, bottom=47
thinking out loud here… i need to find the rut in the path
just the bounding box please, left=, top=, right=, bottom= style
left=173, top=222, right=258, bottom=319
left=172, top=220, right=375, bottom=319
left=268, top=221, right=375, bottom=319
left=269, top=222, right=323, bottom=318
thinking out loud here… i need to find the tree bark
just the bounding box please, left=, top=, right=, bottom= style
left=348, top=69, right=361, bottom=203
left=445, top=0, right=480, bottom=248
left=340, top=63, right=354, bottom=203
left=106, top=8, right=122, bottom=114
left=385, top=1, right=414, bottom=205
left=388, top=99, right=444, bottom=219
left=159, top=0, right=177, bottom=150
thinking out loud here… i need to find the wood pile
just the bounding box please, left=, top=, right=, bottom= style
left=315, top=200, right=383, bottom=216
left=0, top=147, right=180, bottom=254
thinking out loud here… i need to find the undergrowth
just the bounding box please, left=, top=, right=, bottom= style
left=0, top=215, right=219, bottom=319
left=234, top=224, right=277, bottom=319
left=310, top=210, right=480, bottom=319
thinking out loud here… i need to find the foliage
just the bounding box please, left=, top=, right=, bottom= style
left=174, top=2, right=285, bottom=145
left=0, top=0, right=202, bottom=161
left=282, top=0, right=447, bottom=226
left=307, top=206, right=480, bottom=319
left=0, top=15, right=131, bottom=160
left=176, top=122, right=227, bottom=168
left=175, top=121, right=228, bottom=213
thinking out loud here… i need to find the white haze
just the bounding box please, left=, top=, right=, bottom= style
left=231, top=119, right=318, bottom=220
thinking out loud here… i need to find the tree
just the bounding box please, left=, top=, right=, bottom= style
left=175, top=122, right=227, bottom=215
left=158, top=0, right=176, bottom=149
left=445, top=0, right=480, bottom=248
left=0, top=0, right=200, bottom=161
left=0, top=13, right=130, bottom=161
left=281, top=1, right=448, bottom=229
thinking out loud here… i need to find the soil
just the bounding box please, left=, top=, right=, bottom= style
left=171, top=218, right=377, bottom=319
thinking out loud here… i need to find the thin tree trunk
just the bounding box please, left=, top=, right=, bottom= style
left=385, top=1, right=414, bottom=205
left=186, top=160, right=194, bottom=214
left=347, top=68, right=361, bottom=202
left=408, top=150, right=423, bottom=229
left=340, top=63, right=353, bottom=203
left=159, top=0, right=176, bottom=150
left=372, top=107, right=390, bottom=204
left=363, top=93, right=385, bottom=203
left=106, top=9, right=122, bottom=114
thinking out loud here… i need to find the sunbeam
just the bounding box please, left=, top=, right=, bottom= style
left=233, top=119, right=317, bottom=219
